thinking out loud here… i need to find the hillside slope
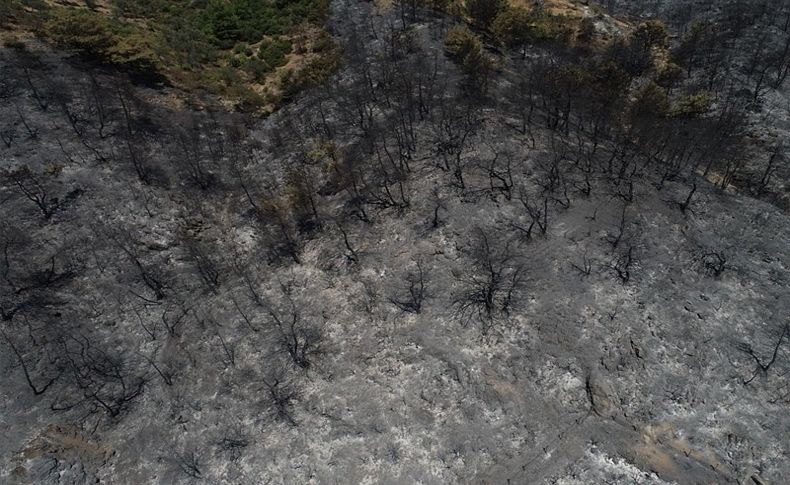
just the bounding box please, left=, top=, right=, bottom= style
left=1, top=0, right=789, bottom=484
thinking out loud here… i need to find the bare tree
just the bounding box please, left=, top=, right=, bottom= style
left=217, top=433, right=249, bottom=462
left=511, top=188, right=549, bottom=240
left=430, top=186, right=446, bottom=229
left=102, top=227, right=169, bottom=301
left=571, top=249, right=594, bottom=278
left=1, top=229, right=78, bottom=323
left=390, top=258, right=429, bottom=313
left=698, top=250, right=727, bottom=277
left=2, top=165, right=70, bottom=220
left=139, top=349, right=176, bottom=386
left=432, top=101, right=480, bottom=189
left=184, top=238, right=222, bottom=293
left=257, top=191, right=302, bottom=265
left=679, top=181, right=698, bottom=214
left=160, top=301, right=191, bottom=337
left=0, top=120, right=16, bottom=148
left=611, top=245, right=635, bottom=284
left=757, top=142, right=783, bottom=194
left=478, top=145, right=515, bottom=201
left=261, top=371, right=298, bottom=426
left=337, top=222, right=359, bottom=264
left=606, top=203, right=630, bottom=249
left=1, top=328, right=62, bottom=395
left=51, top=333, right=148, bottom=417
left=169, top=116, right=217, bottom=190
left=263, top=286, right=323, bottom=369
left=117, top=85, right=157, bottom=185
left=175, top=450, right=202, bottom=479
left=737, top=323, right=789, bottom=385
left=454, top=229, right=525, bottom=334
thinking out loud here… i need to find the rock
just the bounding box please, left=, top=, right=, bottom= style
left=630, top=338, right=645, bottom=359
left=586, top=370, right=618, bottom=418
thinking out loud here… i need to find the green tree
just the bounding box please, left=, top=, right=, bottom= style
left=492, top=7, right=533, bottom=51
left=631, top=82, right=670, bottom=119
left=445, top=24, right=482, bottom=61
left=204, top=2, right=243, bottom=48
left=576, top=17, right=596, bottom=46
left=258, top=37, right=292, bottom=70
left=445, top=25, right=493, bottom=94
left=673, top=21, right=709, bottom=75
left=46, top=9, right=161, bottom=74
left=1, top=0, right=16, bottom=27
left=656, top=62, right=683, bottom=93
left=632, top=20, right=669, bottom=54
left=671, top=92, right=712, bottom=118
left=46, top=9, right=118, bottom=55
left=466, top=0, right=505, bottom=29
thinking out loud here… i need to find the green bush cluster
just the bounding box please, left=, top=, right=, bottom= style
left=445, top=25, right=482, bottom=61
left=200, top=0, right=327, bottom=48
left=46, top=8, right=161, bottom=75
left=671, top=92, right=712, bottom=118
left=279, top=33, right=342, bottom=101
left=25, top=0, right=334, bottom=110
left=492, top=7, right=573, bottom=49
left=112, top=0, right=328, bottom=48
left=258, top=37, right=292, bottom=70
left=444, top=25, right=494, bottom=92
left=465, top=0, right=506, bottom=28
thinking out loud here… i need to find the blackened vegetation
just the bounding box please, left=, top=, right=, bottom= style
left=390, top=258, right=429, bottom=313
left=175, top=449, right=202, bottom=479
left=257, top=282, right=325, bottom=370
left=261, top=372, right=299, bottom=426
left=217, top=435, right=249, bottom=462
left=737, top=323, right=790, bottom=385
left=1, top=0, right=790, bottom=482
left=700, top=250, right=728, bottom=278
left=454, top=229, right=525, bottom=335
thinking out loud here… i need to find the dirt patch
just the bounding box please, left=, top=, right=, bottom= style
left=633, top=422, right=734, bottom=483
left=11, top=424, right=114, bottom=478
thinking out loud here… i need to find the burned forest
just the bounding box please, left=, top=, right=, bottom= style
left=2, top=0, right=790, bottom=483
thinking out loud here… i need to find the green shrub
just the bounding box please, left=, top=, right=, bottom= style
left=46, top=9, right=119, bottom=54
left=105, top=32, right=161, bottom=73
left=656, top=62, right=683, bottom=90
left=2, top=37, right=27, bottom=49
left=279, top=44, right=342, bottom=100
left=492, top=7, right=533, bottom=49
left=632, top=20, right=669, bottom=52
left=258, top=37, right=292, bottom=69
left=671, top=92, right=712, bottom=118
left=201, top=0, right=329, bottom=47
left=244, top=58, right=274, bottom=80
left=1, top=0, right=16, bottom=27
left=229, top=54, right=246, bottom=68
left=232, top=43, right=253, bottom=56
left=22, top=0, right=336, bottom=109
left=528, top=9, right=574, bottom=44
left=492, top=6, right=572, bottom=49
left=230, top=85, right=267, bottom=111
left=311, top=31, right=336, bottom=53
left=208, top=64, right=243, bottom=89
left=445, top=25, right=482, bottom=61
left=466, top=0, right=506, bottom=28
left=632, top=82, right=670, bottom=119
left=46, top=8, right=161, bottom=74
left=445, top=24, right=494, bottom=92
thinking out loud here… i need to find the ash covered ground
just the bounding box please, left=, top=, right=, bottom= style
left=1, top=0, right=790, bottom=484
